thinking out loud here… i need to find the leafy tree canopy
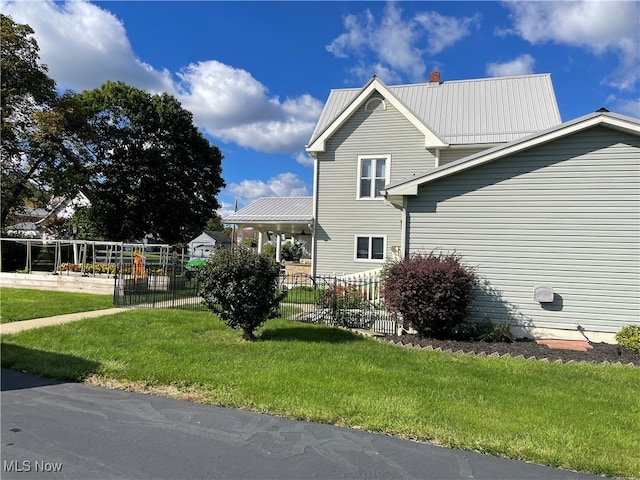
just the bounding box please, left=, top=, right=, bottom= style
left=1, top=17, right=225, bottom=243
left=75, top=81, right=225, bottom=244
left=1, top=14, right=58, bottom=227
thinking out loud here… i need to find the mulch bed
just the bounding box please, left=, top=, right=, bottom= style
left=380, top=334, right=640, bottom=367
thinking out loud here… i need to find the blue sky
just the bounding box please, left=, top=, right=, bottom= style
left=2, top=1, right=639, bottom=216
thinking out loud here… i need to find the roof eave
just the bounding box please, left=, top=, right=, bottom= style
left=386, top=112, right=640, bottom=195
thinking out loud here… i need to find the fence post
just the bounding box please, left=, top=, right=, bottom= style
left=332, top=275, right=338, bottom=325
left=113, top=266, right=119, bottom=306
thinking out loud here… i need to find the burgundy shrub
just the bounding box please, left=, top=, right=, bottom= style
left=381, top=252, right=477, bottom=339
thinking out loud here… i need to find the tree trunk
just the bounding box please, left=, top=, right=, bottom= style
left=242, top=327, right=256, bottom=341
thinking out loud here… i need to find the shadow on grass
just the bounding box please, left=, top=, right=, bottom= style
left=0, top=344, right=100, bottom=390
left=259, top=325, right=367, bottom=343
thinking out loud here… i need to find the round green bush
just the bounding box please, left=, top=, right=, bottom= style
left=196, top=246, right=283, bottom=340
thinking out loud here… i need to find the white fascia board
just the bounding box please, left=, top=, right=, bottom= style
left=386, top=113, right=640, bottom=196
left=603, top=115, right=640, bottom=134
left=307, top=78, right=447, bottom=153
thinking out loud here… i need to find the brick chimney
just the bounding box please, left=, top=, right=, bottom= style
left=429, top=71, right=441, bottom=84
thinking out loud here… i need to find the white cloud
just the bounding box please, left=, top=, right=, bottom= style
left=227, top=173, right=310, bottom=204
left=216, top=201, right=240, bottom=221
left=613, top=98, right=640, bottom=118
left=486, top=54, right=536, bottom=77
left=294, top=152, right=314, bottom=168
left=176, top=61, right=280, bottom=130
left=0, top=0, right=173, bottom=93
left=176, top=61, right=323, bottom=153
left=350, top=61, right=403, bottom=85
left=502, top=1, right=640, bottom=90
left=327, top=2, right=480, bottom=83
left=414, top=11, right=481, bottom=56
left=1, top=0, right=324, bottom=155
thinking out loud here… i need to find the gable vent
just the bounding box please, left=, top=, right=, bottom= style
left=365, top=97, right=386, bottom=112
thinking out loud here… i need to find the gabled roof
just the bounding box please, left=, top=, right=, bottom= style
left=384, top=111, right=640, bottom=197
left=201, top=230, right=231, bottom=245
left=307, top=76, right=446, bottom=152
left=307, top=74, right=561, bottom=152
left=223, top=197, right=313, bottom=234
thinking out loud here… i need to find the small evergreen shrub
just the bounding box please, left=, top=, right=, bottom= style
left=616, top=325, right=640, bottom=353
left=456, top=319, right=514, bottom=343
left=196, top=247, right=283, bottom=340
left=381, top=252, right=477, bottom=339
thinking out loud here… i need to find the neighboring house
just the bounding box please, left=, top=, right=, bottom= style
left=188, top=230, right=231, bottom=260
left=4, top=192, right=91, bottom=239
left=225, top=73, right=639, bottom=341
left=4, top=207, right=49, bottom=238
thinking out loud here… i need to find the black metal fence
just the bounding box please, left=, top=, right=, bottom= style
left=114, top=268, right=399, bottom=335
left=278, top=273, right=399, bottom=335
left=113, top=262, right=204, bottom=311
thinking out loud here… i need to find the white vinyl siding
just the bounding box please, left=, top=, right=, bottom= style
left=314, top=94, right=437, bottom=275
left=406, top=126, right=640, bottom=334
left=439, top=147, right=490, bottom=166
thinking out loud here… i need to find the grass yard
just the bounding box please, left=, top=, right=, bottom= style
left=0, top=288, right=114, bottom=323
left=1, top=309, right=638, bottom=478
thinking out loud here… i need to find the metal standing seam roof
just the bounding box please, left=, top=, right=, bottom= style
left=223, top=197, right=313, bottom=224
left=308, top=74, right=562, bottom=146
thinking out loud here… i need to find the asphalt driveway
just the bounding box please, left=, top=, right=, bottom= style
left=1, top=368, right=600, bottom=479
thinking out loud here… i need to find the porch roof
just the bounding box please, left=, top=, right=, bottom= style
left=223, top=196, right=313, bottom=235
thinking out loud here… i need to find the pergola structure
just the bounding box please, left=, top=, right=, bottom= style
left=223, top=197, right=313, bottom=262
left=0, top=237, right=177, bottom=276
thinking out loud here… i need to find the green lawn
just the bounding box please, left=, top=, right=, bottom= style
left=0, top=288, right=114, bottom=323
left=1, top=309, right=638, bottom=478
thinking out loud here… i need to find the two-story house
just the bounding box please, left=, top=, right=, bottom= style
left=306, top=73, right=562, bottom=275
left=227, top=73, right=639, bottom=342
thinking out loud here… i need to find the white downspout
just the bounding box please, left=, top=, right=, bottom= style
left=310, top=153, right=319, bottom=276
left=401, top=196, right=408, bottom=258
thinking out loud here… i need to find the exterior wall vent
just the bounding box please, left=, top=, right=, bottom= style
left=365, top=97, right=386, bottom=112
left=534, top=286, right=554, bottom=303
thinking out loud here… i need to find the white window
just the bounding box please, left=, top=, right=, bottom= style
left=357, top=155, right=390, bottom=199
left=355, top=235, right=386, bottom=261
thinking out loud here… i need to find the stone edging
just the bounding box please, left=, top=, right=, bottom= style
left=383, top=339, right=638, bottom=368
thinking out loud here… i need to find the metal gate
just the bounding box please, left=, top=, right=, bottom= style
left=278, top=273, right=398, bottom=335
left=113, top=260, right=205, bottom=311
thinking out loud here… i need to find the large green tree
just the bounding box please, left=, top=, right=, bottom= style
left=1, top=14, right=56, bottom=227
left=76, top=81, right=225, bottom=243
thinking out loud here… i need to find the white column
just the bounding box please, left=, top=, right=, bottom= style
left=257, top=231, right=264, bottom=254
left=276, top=234, right=282, bottom=262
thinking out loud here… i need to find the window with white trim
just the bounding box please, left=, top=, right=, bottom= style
left=355, top=235, right=386, bottom=261
left=358, top=155, right=389, bottom=199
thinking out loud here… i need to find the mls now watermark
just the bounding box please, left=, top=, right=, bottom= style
left=3, top=460, right=63, bottom=473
